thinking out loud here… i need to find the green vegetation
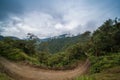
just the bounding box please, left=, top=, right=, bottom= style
left=74, top=53, right=120, bottom=80
left=75, top=66, right=120, bottom=80
left=91, top=19, right=120, bottom=56
left=0, top=72, right=13, bottom=80
left=75, top=75, right=95, bottom=80
left=89, top=53, right=120, bottom=73
left=0, top=33, right=87, bottom=70
left=74, top=18, right=120, bottom=80
left=0, top=18, right=120, bottom=79
left=93, top=66, right=120, bottom=80
left=39, top=31, right=91, bottom=54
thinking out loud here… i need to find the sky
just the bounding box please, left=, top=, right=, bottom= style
left=0, top=0, right=120, bottom=39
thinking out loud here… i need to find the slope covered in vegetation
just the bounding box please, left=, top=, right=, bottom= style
left=0, top=32, right=89, bottom=70
left=0, top=18, right=120, bottom=80
left=74, top=18, right=120, bottom=80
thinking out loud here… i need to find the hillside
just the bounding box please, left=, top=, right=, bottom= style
left=0, top=18, right=120, bottom=80
left=38, top=31, right=91, bottom=54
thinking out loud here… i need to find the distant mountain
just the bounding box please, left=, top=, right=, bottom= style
left=53, top=34, right=69, bottom=38
left=0, top=35, right=20, bottom=40
left=0, top=35, right=4, bottom=40
left=40, top=37, right=51, bottom=42
left=38, top=32, right=91, bottom=54
left=6, top=36, right=20, bottom=40
left=40, top=34, right=73, bottom=42
left=52, top=34, right=74, bottom=39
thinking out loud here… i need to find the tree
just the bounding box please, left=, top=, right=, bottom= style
left=91, top=18, right=120, bottom=56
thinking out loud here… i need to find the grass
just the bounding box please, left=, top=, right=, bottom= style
left=89, top=53, right=120, bottom=73
left=75, top=75, right=95, bottom=80
left=75, top=53, right=120, bottom=80
left=0, top=72, right=13, bottom=80
left=93, top=66, right=120, bottom=80
left=75, top=66, right=120, bottom=80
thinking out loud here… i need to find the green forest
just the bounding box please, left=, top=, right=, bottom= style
left=0, top=18, right=120, bottom=80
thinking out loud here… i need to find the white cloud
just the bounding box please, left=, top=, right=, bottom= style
left=0, top=0, right=116, bottom=39
left=0, top=10, right=98, bottom=39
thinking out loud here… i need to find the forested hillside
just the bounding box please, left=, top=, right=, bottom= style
left=75, top=18, right=120, bottom=80
left=38, top=31, right=91, bottom=54
left=0, top=18, right=120, bottom=80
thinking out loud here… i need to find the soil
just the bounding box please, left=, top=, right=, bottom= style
left=0, top=57, right=90, bottom=80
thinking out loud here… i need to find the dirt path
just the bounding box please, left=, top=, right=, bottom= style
left=0, top=57, right=90, bottom=80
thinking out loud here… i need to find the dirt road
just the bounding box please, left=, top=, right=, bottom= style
left=0, top=57, right=90, bottom=80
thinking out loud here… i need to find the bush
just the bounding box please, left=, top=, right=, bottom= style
left=0, top=48, right=27, bottom=61
left=89, top=53, right=120, bottom=73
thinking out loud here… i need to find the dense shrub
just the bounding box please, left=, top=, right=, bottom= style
left=89, top=53, right=120, bottom=73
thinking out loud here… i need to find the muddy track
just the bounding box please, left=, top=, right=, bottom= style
left=0, top=57, right=90, bottom=80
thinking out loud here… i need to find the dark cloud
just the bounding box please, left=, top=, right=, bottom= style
left=0, top=0, right=23, bottom=21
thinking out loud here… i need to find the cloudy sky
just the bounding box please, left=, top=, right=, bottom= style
left=0, top=0, right=120, bottom=39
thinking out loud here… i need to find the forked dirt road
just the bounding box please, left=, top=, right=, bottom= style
left=0, top=57, right=90, bottom=80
